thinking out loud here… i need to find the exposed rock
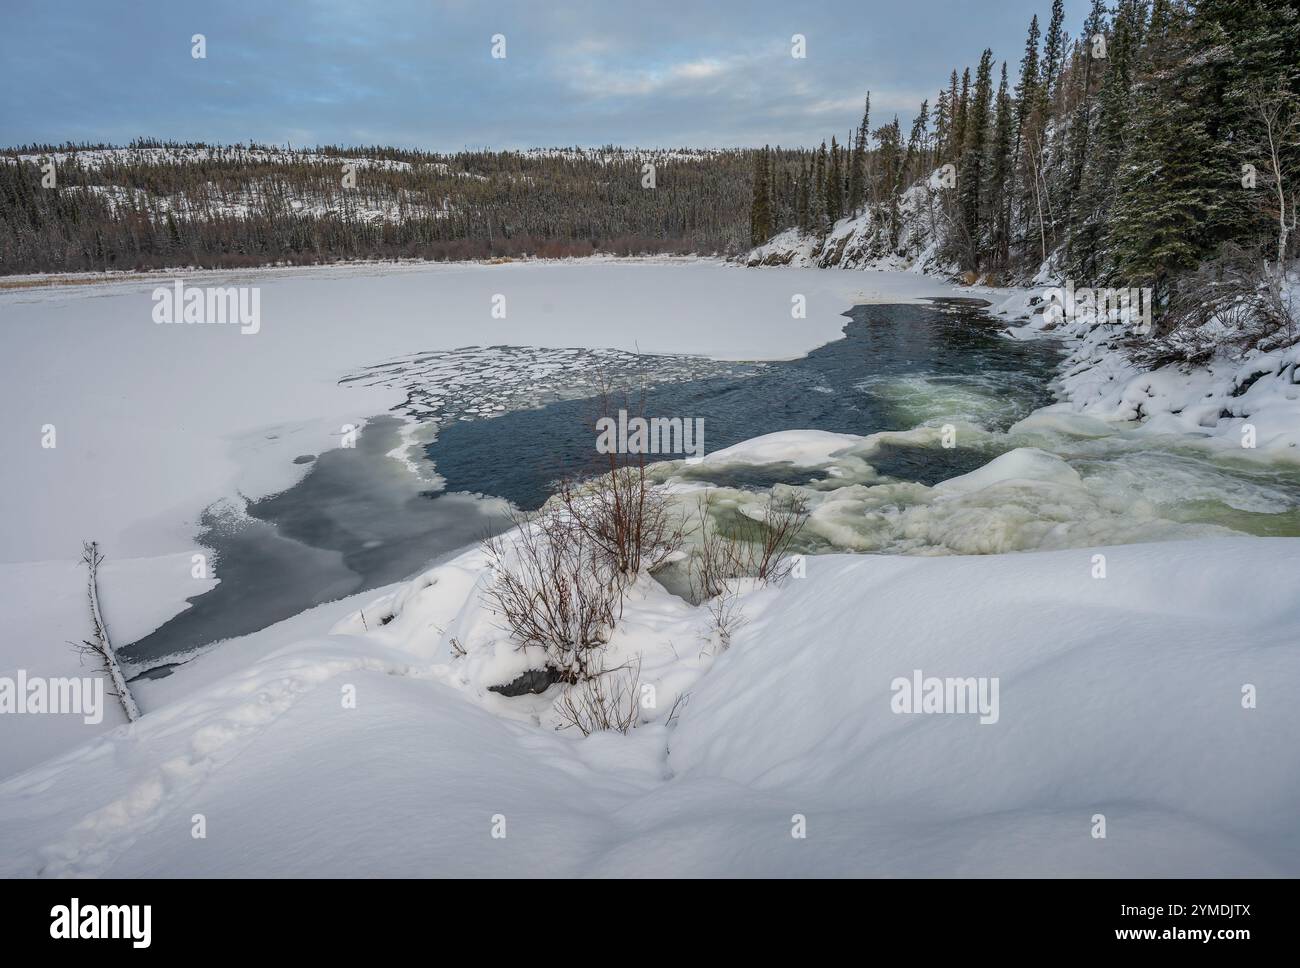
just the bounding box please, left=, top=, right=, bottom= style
left=488, top=667, right=562, bottom=697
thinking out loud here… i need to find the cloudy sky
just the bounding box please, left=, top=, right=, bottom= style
left=2, top=0, right=1089, bottom=151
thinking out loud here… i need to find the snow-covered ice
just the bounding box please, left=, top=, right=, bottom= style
left=0, top=260, right=959, bottom=776
left=3, top=259, right=1299, bottom=877
left=0, top=259, right=927, bottom=565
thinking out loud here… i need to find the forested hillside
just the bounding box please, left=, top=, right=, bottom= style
left=7, top=0, right=1296, bottom=309
left=747, top=0, right=1299, bottom=347
left=0, top=143, right=757, bottom=273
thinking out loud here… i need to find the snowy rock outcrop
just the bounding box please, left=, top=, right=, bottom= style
left=743, top=182, right=952, bottom=275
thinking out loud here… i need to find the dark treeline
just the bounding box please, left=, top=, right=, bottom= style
left=751, top=0, right=1300, bottom=329
left=0, top=141, right=758, bottom=273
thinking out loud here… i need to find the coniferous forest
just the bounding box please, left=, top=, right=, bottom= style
left=747, top=0, right=1300, bottom=349
left=0, top=144, right=758, bottom=272
left=3, top=0, right=1297, bottom=351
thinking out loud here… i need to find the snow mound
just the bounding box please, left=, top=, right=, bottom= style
left=3, top=537, right=1297, bottom=876
left=933, top=447, right=1082, bottom=495
left=700, top=429, right=863, bottom=467
left=669, top=537, right=1300, bottom=875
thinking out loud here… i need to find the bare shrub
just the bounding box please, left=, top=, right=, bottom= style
left=688, top=491, right=810, bottom=602
left=554, top=656, right=642, bottom=736
left=482, top=381, right=691, bottom=689
left=483, top=507, right=619, bottom=684
left=689, top=498, right=740, bottom=602
left=703, top=580, right=746, bottom=652
left=557, top=465, right=684, bottom=583
left=687, top=491, right=809, bottom=651
left=558, top=381, right=686, bottom=582
left=1256, top=266, right=1299, bottom=348
left=748, top=492, right=811, bottom=582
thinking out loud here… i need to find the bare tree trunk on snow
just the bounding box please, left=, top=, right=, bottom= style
left=79, top=540, right=140, bottom=722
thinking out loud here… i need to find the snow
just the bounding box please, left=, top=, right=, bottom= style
left=4, top=258, right=1300, bottom=876
left=745, top=180, right=951, bottom=275
left=2, top=145, right=736, bottom=227
left=2, top=535, right=1296, bottom=876
left=0, top=260, right=946, bottom=566
left=994, top=277, right=1300, bottom=463
left=932, top=446, right=1083, bottom=495
left=698, top=429, right=863, bottom=468
left=3, top=146, right=441, bottom=222
left=348, top=343, right=752, bottom=433
left=4, top=147, right=417, bottom=171
left=672, top=538, right=1300, bottom=872
left=70, top=181, right=449, bottom=225
left=0, top=260, right=960, bottom=778
left=0, top=555, right=216, bottom=777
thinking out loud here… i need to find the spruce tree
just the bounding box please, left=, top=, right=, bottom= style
left=1070, top=0, right=1141, bottom=280
left=953, top=68, right=971, bottom=164
left=848, top=95, right=870, bottom=214
left=1013, top=15, right=1041, bottom=160
left=942, top=71, right=960, bottom=164
left=934, top=85, right=952, bottom=170
left=1105, top=28, right=1217, bottom=305
left=904, top=100, right=931, bottom=187
left=827, top=136, right=844, bottom=224
left=958, top=50, right=994, bottom=268
left=1107, top=102, right=1207, bottom=306
left=1042, top=0, right=1066, bottom=102
left=988, top=63, right=1015, bottom=269
left=874, top=118, right=904, bottom=246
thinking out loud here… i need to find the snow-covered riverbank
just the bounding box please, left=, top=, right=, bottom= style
left=745, top=205, right=1300, bottom=464
left=2, top=535, right=1296, bottom=877
left=3, top=259, right=1299, bottom=877
left=992, top=286, right=1300, bottom=461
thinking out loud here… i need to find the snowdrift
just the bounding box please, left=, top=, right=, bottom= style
left=2, top=535, right=1297, bottom=877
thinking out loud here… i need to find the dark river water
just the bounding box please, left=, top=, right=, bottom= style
left=113, top=300, right=1072, bottom=672
left=425, top=300, right=1063, bottom=505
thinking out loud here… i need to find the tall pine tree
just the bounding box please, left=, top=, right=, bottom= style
left=957, top=50, right=994, bottom=269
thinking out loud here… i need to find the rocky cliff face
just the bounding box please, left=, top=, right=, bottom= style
left=740, top=182, right=953, bottom=275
